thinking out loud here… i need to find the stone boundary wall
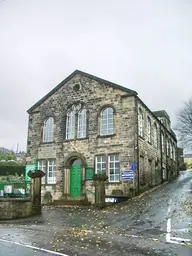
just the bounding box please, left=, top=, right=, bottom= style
left=0, top=198, right=33, bottom=220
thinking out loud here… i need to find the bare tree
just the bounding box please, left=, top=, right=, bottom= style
left=175, top=97, right=192, bottom=149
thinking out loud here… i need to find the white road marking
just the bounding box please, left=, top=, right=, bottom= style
left=165, top=199, right=192, bottom=245
left=0, top=238, right=69, bottom=256
left=167, top=218, right=171, bottom=233
left=172, top=228, right=189, bottom=232
left=170, top=237, right=191, bottom=242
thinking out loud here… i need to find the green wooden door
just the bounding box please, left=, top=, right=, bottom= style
left=155, top=168, right=159, bottom=185
left=70, top=166, right=81, bottom=198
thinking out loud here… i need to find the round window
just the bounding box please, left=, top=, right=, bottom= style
left=73, top=84, right=80, bottom=91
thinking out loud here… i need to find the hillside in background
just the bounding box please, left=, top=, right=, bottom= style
left=0, top=147, right=13, bottom=154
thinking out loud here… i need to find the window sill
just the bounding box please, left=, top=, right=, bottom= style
left=97, top=134, right=116, bottom=139
left=106, top=181, right=122, bottom=185
left=42, top=183, right=57, bottom=186
left=139, top=135, right=144, bottom=140
left=40, top=142, right=54, bottom=145
left=64, top=137, right=89, bottom=142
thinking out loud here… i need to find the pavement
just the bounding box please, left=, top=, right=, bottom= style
left=0, top=170, right=191, bottom=256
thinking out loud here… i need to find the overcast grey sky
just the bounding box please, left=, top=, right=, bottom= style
left=0, top=0, right=191, bottom=151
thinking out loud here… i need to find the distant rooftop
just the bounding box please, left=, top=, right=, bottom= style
left=153, top=110, right=170, bottom=121
left=184, top=154, right=192, bottom=159
left=170, top=129, right=176, bottom=139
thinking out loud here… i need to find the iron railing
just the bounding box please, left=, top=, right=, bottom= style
left=0, top=180, right=31, bottom=198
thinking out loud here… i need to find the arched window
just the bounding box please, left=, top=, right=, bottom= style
left=66, top=108, right=76, bottom=139
left=154, top=123, right=158, bottom=147
left=170, top=142, right=173, bottom=159
left=147, top=116, right=151, bottom=142
left=43, top=117, right=54, bottom=142
left=100, top=107, right=114, bottom=136
left=77, top=107, right=87, bottom=138
left=166, top=138, right=170, bottom=156
left=66, top=104, right=87, bottom=140
left=138, top=108, right=143, bottom=136
left=172, top=145, right=176, bottom=160
left=161, top=132, right=165, bottom=152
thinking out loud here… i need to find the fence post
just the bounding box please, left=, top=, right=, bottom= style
left=28, top=170, right=45, bottom=214
left=93, top=174, right=108, bottom=209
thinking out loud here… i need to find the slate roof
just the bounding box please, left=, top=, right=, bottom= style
left=27, top=70, right=138, bottom=114
left=153, top=110, right=170, bottom=121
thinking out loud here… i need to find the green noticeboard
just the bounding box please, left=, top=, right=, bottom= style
left=85, top=168, right=94, bottom=180
left=25, top=164, right=36, bottom=181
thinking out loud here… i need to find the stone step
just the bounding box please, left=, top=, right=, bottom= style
left=52, top=199, right=91, bottom=206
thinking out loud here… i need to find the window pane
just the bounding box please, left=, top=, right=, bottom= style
left=47, top=159, right=56, bottom=184
left=109, top=155, right=120, bottom=182
left=115, top=155, right=119, bottom=161
left=38, top=160, right=46, bottom=184
left=110, top=168, right=114, bottom=174
left=110, top=174, right=114, bottom=181
left=66, top=110, right=75, bottom=139
left=100, top=108, right=114, bottom=136
left=96, top=156, right=107, bottom=174
left=110, top=162, right=114, bottom=169
left=43, top=117, right=54, bottom=142
left=110, top=155, right=114, bottom=161
left=77, top=108, right=87, bottom=138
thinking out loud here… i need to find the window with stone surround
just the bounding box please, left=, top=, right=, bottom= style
left=139, top=155, right=145, bottom=184
left=161, top=132, right=165, bottom=153
left=138, top=108, right=143, bottom=137
left=38, top=160, right=46, bottom=184
left=66, top=108, right=76, bottom=139
left=147, top=116, right=151, bottom=143
left=100, top=107, right=114, bottom=136
left=170, top=142, right=173, bottom=159
left=77, top=107, right=87, bottom=138
left=154, top=123, right=158, bottom=147
left=95, top=155, right=120, bottom=182
left=38, top=159, right=56, bottom=184
left=166, top=138, right=170, bottom=156
left=66, top=104, right=87, bottom=140
left=47, top=159, right=56, bottom=184
left=172, top=145, right=176, bottom=160
left=43, top=117, right=54, bottom=142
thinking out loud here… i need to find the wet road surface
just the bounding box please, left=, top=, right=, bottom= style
left=0, top=170, right=191, bottom=255
left=0, top=240, right=53, bottom=256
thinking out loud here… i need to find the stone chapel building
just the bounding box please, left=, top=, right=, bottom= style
left=26, top=70, right=178, bottom=204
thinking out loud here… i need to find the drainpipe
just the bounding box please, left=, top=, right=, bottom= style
left=160, top=125, right=163, bottom=184
left=135, top=96, right=140, bottom=194
left=165, top=136, right=168, bottom=181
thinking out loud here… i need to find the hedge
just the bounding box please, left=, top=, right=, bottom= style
left=0, top=165, right=25, bottom=176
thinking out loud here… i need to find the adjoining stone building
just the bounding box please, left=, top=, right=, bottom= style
left=26, top=70, right=178, bottom=204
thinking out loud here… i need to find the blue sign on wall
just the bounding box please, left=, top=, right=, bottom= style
left=121, top=170, right=136, bottom=180
left=131, top=163, right=137, bottom=170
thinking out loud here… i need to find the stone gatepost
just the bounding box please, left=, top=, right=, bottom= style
left=93, top=173, right=108, bottom=209
left=28, top=170, right=45, bottom=215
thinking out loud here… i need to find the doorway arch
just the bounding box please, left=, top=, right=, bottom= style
left=64, top=152, right=87, bottom=198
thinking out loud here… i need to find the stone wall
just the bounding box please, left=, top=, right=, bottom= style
left=27, top=72, right=178, bottom=203
left=0, top=198, right=32, bottom=220
left=137, top=100, right=177, bottom=193
left=137, top=101, right=161, bottom=192
left=27, top=73, right=137, bottom=202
